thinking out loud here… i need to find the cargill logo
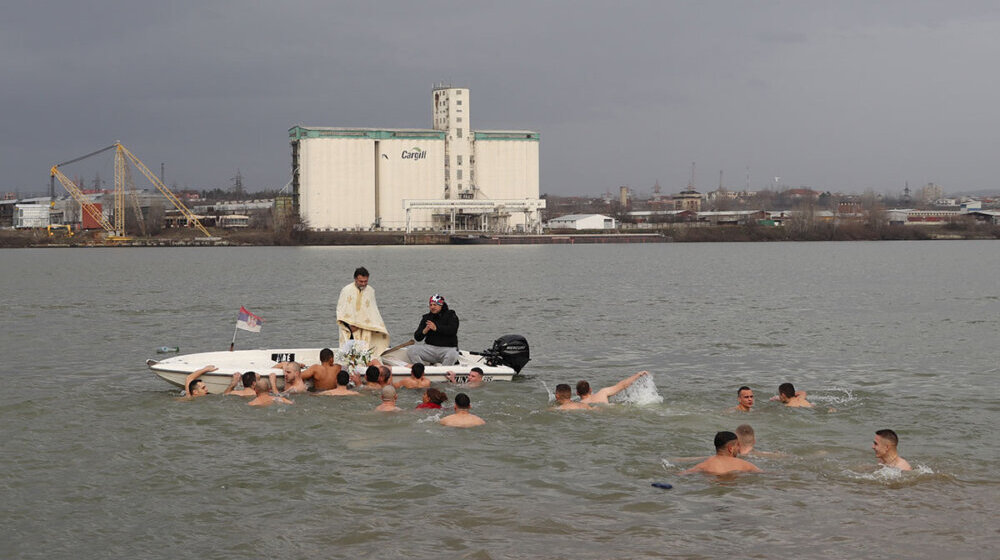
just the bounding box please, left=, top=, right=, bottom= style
left=401, top=147, right=427, bottom=160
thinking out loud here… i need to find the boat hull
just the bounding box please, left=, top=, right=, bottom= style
left=147, top=346, right=517, bottom=394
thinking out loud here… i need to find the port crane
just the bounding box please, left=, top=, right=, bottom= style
left=50, top=142, right=211, bottom=240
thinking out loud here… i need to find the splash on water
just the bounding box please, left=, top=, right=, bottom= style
left=846, top=463, right=934, bottom=483
left=539, top=380, right=555, bottom=402
left=610, top=374, right=663, bottom=405
left=810, top=386, right=859, bottom=406
left=661, top=458, right=676, bottom=470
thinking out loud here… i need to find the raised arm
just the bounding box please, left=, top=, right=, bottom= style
left=223, top=372, right=241, bottom=395
left=184, top=365, right=217, bottom=393
left=596, top=370, right=648, bottom=399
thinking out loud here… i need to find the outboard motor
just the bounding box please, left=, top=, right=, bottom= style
left=484, top=334, right=530, bottom=373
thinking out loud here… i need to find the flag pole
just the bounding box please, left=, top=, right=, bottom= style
left=230, top=316, right=239, bottom=351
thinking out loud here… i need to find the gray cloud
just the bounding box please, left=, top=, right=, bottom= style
left=3, top=0, right=1000, bottom=196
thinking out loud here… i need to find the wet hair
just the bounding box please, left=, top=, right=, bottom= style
left=336, top=370, right=350, bottom=387
left=241, top=371, right=257, bottom=388
left=778, top=383, right=796, bottom=398
left=426, top=388, right=448, bottom=405
left=378, top=366, right=391, bottom=384
left=555, top=383, right=572, bottom=400
left=470, top=367, right=484, bottom=376
left=256, top=378, right=271, bottom=392
left=576, top=380, right=591, bottom=397
left=455, top=392, right=471, bottom=408
left=365, top=365, right=380, bottom=383
left=187, top=379, right=203, bottom=394
left=735, top=424, right=755, bottom=442
left=738, top=386, right=752, bottom=396
left=714, top=431, right=739, bottom=450
left=354, top=267, right=369, bottom=278
left=875, top=429, right=899, bottom=446
left=319, top=348, right=334, bottom=362
left=411, top=363, right=425, bottom=379
left=381, top=385, right=397, bottom=401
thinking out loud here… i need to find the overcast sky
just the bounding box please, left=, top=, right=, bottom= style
left=4, top=1, right=999, bottom=197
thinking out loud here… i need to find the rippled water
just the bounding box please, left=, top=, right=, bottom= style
left=1, top=242, right=997, bottom=559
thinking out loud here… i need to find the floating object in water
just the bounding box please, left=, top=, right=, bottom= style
left=651, top=482, right=673, bottom=490
left=156, top=346, right=180, bottom=354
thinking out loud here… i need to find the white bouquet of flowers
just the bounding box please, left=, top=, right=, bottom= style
left=335, top=339, right=374, bottom=371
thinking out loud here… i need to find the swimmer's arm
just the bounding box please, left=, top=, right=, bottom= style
left=184, top=365, right=217, bottom=391
left=598, top=370, right=649, bottom=399
left=269, top=371, right=278, bottom=394
left=223, top=372, right=241, bottom=395
left=300, top=365, right=318, bottom=381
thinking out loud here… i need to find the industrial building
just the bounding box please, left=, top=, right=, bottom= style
left=290, top=85, right=545, bottom=233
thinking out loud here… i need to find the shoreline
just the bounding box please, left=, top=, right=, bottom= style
left=2, top=224, right=998, bottom=248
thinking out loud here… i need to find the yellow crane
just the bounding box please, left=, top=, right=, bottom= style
left=50, top=142, right=212, bottom=241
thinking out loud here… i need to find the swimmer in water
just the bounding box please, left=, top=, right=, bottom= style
left=416, top=388, right=448, bottom=409
left=681, top=431, right=762, bottom=475
left=180, top=365, right=217, bottom=399
left=315, top=371, right=360, bottom=396
left=774, top=383, right=813, bottom=408
left=272, top=361, right=308, bottom=394
left=440, top=393, right=485, bottom=427
left=248, top=378, right=293, bottom=407
left=728, top=386, right=754, bottom=413
left=553, top=384, right=592, bottom=410
left=446, top=366, right=485, bottom=387
left=300, top=348, right=343, bottom=392
left=224, top=371, right=259, bottom=397
left=394, top=363, right=431, bottom=390
left=375, top=385, right=401, bottom=412
left=735, top=424, right=786, bottom=458
left=873, top=429, right=912, bottom=471
left=577, top=371, right=649, bottom=404
left=357, top=365, right=382, bottom=392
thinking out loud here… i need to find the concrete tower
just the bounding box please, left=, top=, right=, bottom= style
left=432, top=84, right=473, bottom=199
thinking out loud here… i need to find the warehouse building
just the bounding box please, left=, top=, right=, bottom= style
left=290, top=85, right=544, bottom=232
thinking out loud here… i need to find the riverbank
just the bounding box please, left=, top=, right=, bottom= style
left=2, top=222, right=998, bottom=248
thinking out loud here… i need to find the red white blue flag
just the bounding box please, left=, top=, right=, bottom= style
left=236, top=306, right=263, bottom=332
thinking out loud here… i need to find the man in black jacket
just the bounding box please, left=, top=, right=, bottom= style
left=406, top=294, right=460, bottom=365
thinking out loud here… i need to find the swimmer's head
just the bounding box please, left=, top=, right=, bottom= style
left=873, top=429, right=901, bottom=459
left=411, top=363, right=425, bottom=379
left=735, top=424, right=756, bottom=452
left=714, top=431, right=740, bottom=454
left=283, top=363, right=302, bottom=381
left=319, top=348, right=334, bottom=363
left=255, top=377, right=271, bottom=393
left=378, top=366, right=391, bottom=384
left=365, top=365, right=380, bottom=383
left=576, top=380, right=591, bottom=397
left=188, top=379, right=207, bottom=397
left=241, top=371, right=257, bottom=388
left=555, top=384, right=572, bottom=402
left=469, top=367, right=484, bottom=382
left=336, top=370, right=350, bottom=387
left=737, top=386, right=754, bottom=408
left=426, top=388, right=448, bottom=405
left=778, top=383, right=796, bottom=400
left=381, top=385, right=397, bottom=402
left=454, top=392, right=471, bottom=409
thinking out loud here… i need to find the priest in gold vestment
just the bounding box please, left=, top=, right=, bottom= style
left=336, top=267, right=390, bottom=357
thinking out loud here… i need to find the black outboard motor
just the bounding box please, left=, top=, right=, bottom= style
left=484, top=334, right=530, bottom=373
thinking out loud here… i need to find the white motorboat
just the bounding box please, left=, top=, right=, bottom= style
left=146, top=335, right=530, bottom=394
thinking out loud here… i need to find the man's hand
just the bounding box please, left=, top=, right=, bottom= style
left=425, top=320, right=437, bottom=332
left=446, top=370, right=456, bottom=383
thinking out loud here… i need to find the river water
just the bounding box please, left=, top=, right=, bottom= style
left=1, top=242, right=997, bottom=559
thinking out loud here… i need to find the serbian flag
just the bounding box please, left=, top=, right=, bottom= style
left=236, top=306, right=263, bottom=332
